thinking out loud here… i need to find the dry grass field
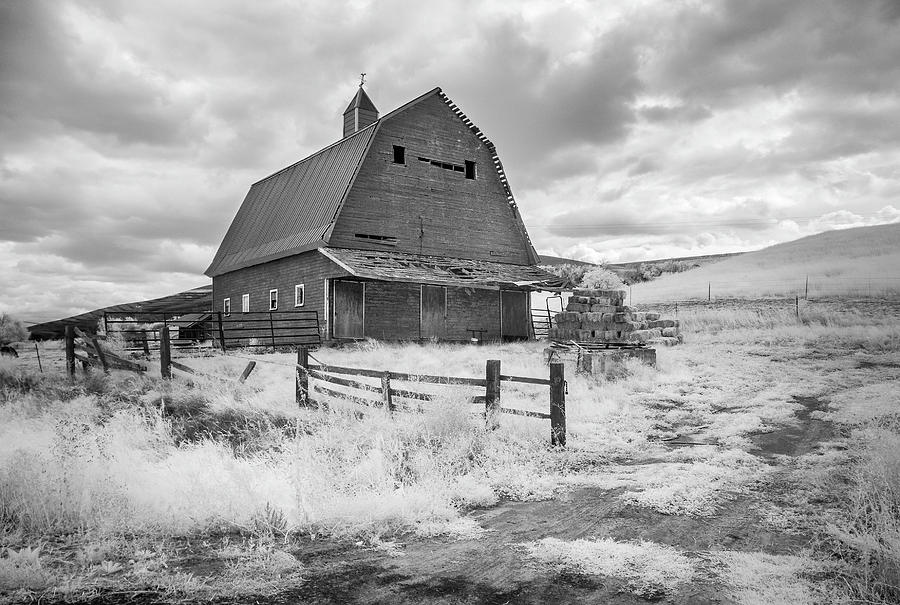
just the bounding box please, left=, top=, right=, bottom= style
left=1, top=301, right=899, bottom=604
left=630, top=223, right=900, bottom=302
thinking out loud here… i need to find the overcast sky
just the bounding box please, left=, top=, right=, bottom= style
left=2, top=0, right=900, bottom=323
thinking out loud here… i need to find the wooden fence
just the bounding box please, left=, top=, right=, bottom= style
left=295, top=347, right=567, bottom=446
left=64, top=326, right=256, bottom=384
left=60, top=328, right=566, bottom=446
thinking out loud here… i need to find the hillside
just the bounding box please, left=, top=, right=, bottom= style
left=629, top=223, right=900, bottom=303
left=539, top=255, right=597, bottom=267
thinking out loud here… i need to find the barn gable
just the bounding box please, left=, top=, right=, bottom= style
left=328, top=89, right=539, bottom=265
left=206, top=87, right=539, bottom=278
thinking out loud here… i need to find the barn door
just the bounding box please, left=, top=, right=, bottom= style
left=420, top=285, right=447, bottom=339
left=500, top=290, right=529, bottom=341
left=333, top=280, right=364, bottom=338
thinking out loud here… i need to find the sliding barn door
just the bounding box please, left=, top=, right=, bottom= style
left=333, top=280, right=364, bottom=338
left=420, top=285, right=447, bottom=339
left=500, top=290, right=529, bottom=341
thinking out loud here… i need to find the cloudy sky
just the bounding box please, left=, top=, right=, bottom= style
left=2, top=0, right=900, bottom=322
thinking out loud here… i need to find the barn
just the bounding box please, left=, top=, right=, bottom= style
left=206, top=85, right=561, bottom=342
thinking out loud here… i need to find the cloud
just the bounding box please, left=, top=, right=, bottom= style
left=2, top=0, right=900, bottom=321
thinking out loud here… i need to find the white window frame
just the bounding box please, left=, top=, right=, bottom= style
left=294, top=284, right=305, bottom=307
left=241, top=293, right=249, bottom=313
left=269, top=289, right=278, bottom=311
left=223, top=297, right=231, bottom=316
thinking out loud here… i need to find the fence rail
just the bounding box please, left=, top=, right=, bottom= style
left=102, top=310, right=321, bottom=352
left=295, top=348, right=566, bottom=446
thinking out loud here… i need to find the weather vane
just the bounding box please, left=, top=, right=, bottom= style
left=359, top=72, right=366, bottom=88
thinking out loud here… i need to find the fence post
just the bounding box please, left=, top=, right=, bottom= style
left=708, top=283, right=711, bottom=302
left=34, top=342, right=43, bottom=373
left=550, top=361, right=566, bottom=447
left=577, top=351, right=593, bottom=376
left=805, top=275, right=809, bottom=300
left=296, top=347, right=308, bottom=407
left=269, top=312, right=276, bottom=350
left=217, top=312, right=227, bottom=353
left=238, top=361, right=256, bottom=383
left=160, top=326, right=172, bottom=379
left=485, top=359, right=501, bottom=429
left=90, top=336, right=110, bottom=374
left=795, top=295, right=800, bottom=320
left=381, top=372, right=393, bottom=413
left=140, top=330, right=150, bottom=355
left=65, top=326, right=75, bottom=380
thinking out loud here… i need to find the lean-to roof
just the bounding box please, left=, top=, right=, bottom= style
left=320, top=248, right=562, bottom=290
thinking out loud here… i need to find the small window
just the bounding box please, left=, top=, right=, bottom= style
left=241, top=293, right=249, bottom=313
left=465, top=160, right=476, bottom=180
left=392, top=145, right=405, bottom=164
left=223, top=298, right=231, bottom=316
left=269, top=289, right=278, bottom=311
left=294, top=284, right=305, bottom=307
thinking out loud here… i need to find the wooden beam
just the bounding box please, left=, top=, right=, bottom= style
left=485, top=359, right=501, bottom=430
left=238, top=361, right=256, bottom=383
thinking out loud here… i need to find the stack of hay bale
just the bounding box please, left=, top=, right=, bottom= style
left=548, top=288, right=681, bottom=345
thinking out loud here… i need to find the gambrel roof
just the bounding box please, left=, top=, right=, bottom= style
left=206, top=87, right=539, bottom=277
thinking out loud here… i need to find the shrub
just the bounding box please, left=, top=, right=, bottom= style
left=580, top=267, right=625, bottom=290
left=0, top=313, right=28, bottom=345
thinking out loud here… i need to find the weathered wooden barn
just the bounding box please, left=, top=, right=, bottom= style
left=206, top=86, right=559, bottom=342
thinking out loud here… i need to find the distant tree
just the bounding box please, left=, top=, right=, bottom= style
left=580, top=267, right=625, bottom=290
left=0, top=313, right=28, bottom=344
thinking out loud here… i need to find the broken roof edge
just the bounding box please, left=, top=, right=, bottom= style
left=320, top=247, right=565, bottom=290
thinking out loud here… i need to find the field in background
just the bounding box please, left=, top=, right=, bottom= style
left=1, top=300, right=899, bottom=603
left=629, top=223, right=900, bottom=302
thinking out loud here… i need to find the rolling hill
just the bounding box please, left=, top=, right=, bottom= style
left=629, top=223, right=900, bottom=303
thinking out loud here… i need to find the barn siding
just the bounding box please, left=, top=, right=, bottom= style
left=362, top=281, right=421, bottom=340
left=329, top=94, right=533, bottom=265
left=212, top=250, right=348, bottom=338
left=447, top=287, right=502, bottom=341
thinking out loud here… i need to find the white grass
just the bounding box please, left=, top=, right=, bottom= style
left=521, top=537, right=694, bottom=598
left=712, top=551, right=823, bottom=605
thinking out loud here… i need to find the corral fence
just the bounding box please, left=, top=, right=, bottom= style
left=63, top=326, right=258, bottom=384
left=102, top=310, right=320, bottom=352
left=295, top=348, right=567, bottom=446
left=56, top=328, right=567, bottom=446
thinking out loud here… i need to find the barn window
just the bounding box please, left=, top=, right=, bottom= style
left=465, top=160, right=476, bottom=180
left=241, top=293, right=249, bottom=313
left=294, top=284, right=305, bottom=307
left=393, top=145, right=405, bottom=164
left=223, top=298, right=231, bottom=316
left=269, top=289, right=278, bottom=310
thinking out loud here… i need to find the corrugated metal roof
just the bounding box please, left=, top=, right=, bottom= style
left=27, top=286, right=213, bottom=339
left=205, top=124, right=378, bottom=276
left=320, top=248, right=563, bottom=290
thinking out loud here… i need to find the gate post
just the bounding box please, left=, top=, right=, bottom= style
left=485, top=359, right=501, bottom=429
left=296, top=347, right=309, bottom=407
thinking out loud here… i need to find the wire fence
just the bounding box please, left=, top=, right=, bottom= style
left=629, top=275, right=900, bottom=305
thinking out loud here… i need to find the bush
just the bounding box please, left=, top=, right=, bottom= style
left=580, top=267, right=625, bottom=290
left=0, top=314, right=28, bottom=345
